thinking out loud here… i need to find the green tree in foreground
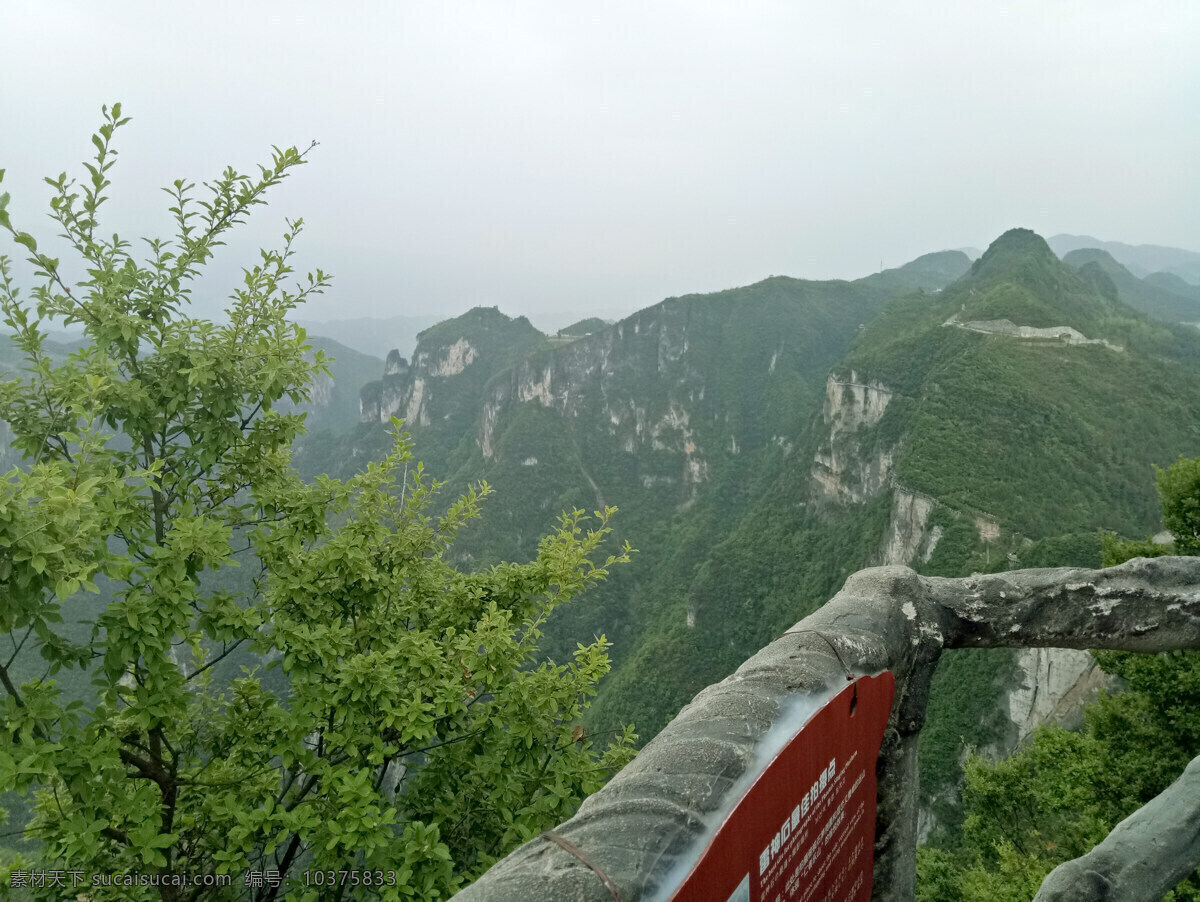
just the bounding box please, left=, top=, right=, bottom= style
left=916, top=455, right=1200, bottom=901
left=0, top=105, right=635, bottom=900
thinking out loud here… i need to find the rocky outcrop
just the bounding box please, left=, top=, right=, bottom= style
left=415, top=337, right=476, bottom=377
left=374, top=342, right=472, bottom=426
left=475, top=300, right=711, bottom=505
left=307, top=370, right=333, bottom=408
left=358, top=380, right=382, bottom=423
left=1005, top=647, right=1109, bottom=744
left=384, top=349, right=408, bottom=378
left=812, top=372, right=897, bottom=503
left=811, top=365, right=1104, bottom=766
left=357, top=307, right=543, bottom=427
left=879, top=489, right=936, bottom=566
left=360, top=353, right=415, bottom=425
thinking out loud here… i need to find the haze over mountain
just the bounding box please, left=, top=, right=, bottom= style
left=289, top=228, right=1200, bottom=830
left=292, top=236, right=1200, bottom=362
left=1060, top=248, right=1200, bottom=324
left=293, top=314, right=442, bottom=362
left=1048, top=234, right=1200, bottom=284
left=5, top=224, right=1200, bottom=855
left=6, top=6, right=1197, bottom=325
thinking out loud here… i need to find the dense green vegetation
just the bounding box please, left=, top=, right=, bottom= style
left=309, top=229, right=1200, bottom=823
left=336, top=255, right=975, bottom=739
left=916, top=456, right=1200, bottom=901
left=0, top=108, right=634, bottom=900
left=5, top=108, right=1200, bottom=900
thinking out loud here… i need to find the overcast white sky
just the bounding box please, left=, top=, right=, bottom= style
left=2, top=1, right=1197, bottom=326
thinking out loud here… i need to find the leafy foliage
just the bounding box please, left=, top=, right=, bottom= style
left=0, top=107, right=633, bottom=900
left=917, top=456, right=1200, bottom=901
left=312, top=227, right=1200, bottom=815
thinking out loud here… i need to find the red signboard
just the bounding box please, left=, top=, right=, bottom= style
left=667, top=672, right=895, bottom=902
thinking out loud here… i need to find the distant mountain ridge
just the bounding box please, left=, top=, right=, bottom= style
left=1048, top=234, right=1200, bottom=284
left=295, top=313, right=443, bottom=360
left=1060, top=248, right=1200, bottom=323
left=293, top=228, right=1200, bottom=830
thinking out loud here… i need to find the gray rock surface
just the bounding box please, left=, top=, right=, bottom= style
left=1033, top=754, right=1200, bottom=902
left=454, top=557, right=1200, bottom=902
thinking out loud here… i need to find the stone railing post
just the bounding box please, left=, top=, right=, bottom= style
left=452, top=557, right=1200, bottom=901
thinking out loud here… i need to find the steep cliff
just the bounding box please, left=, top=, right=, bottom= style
left=811, top=371, right=898, bottom=504
left=355, top=307, right=546, bottom=467
left=276, top=335, right=383, bottom=440
left=304, top=231, right=1200, bottom=827
left=816, top=230, right=1200, bottom=823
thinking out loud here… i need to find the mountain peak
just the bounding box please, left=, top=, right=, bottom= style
left=1061, top=247, right=1124, bottom=273
left=936, top=229, right=1130, bottom=330
left=971, top=229, right=1058, bottom=275
left=957, top=228, right=1077, bottom=300
left=898, top=250, right=974, bottom=278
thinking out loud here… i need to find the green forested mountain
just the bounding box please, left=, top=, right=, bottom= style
left=1144, top=270, right=1200, bottom=308
left=5, top=222, right=1200, bottom=891
left=1048, top=233, right=1200, bottom=284
left=302, top=230, right=1200, bottom=830
left=1060, top=247, right=1200, bottom=323
left=593, top=229, right=1200, bottom=807
left=353, top=307, right=548, bottom=466
left=304, top=248, right=969, bottom=686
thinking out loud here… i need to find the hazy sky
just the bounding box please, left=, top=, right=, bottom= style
left=2, top=1, right=1197, bottom=327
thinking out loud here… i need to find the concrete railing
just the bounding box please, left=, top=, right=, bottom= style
left=454, top=557, right=1200, bottom=902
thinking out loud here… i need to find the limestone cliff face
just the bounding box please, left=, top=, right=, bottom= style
left=358, top=382, right=381, bottom=423
left=878, top=489, right=938, bottom=566
left=476, top=300, right=713, bottom=506
left=808, top=371, right=942, bottom=568
left=812, top=372, right=897, bottom=504
left=375, top=342, right=470, bottom=427
left=357, top=308, right=544, bottom=455
left=307, top=370, right=334, bottom=409
left=1004, top=648, right=1110, bottom=743
left=807, top=369, right=1104, bottom=762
